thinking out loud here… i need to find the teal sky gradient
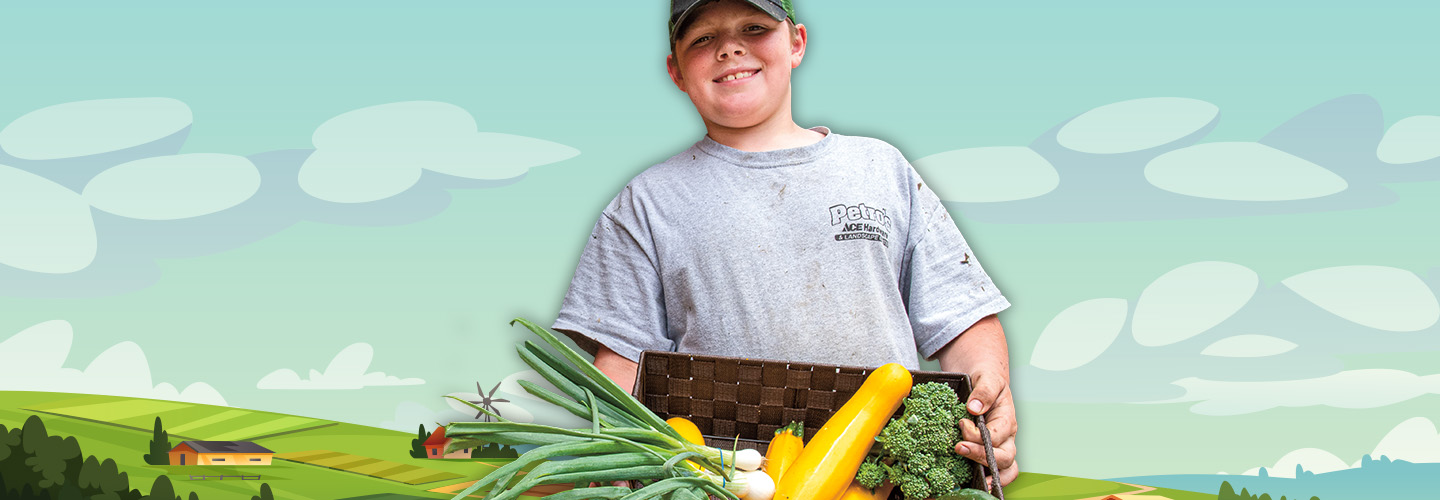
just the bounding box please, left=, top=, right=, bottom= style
left=2, top=1, right=1439, bottom=480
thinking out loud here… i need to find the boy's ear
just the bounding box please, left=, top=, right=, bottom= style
left=790, top=23, right=808, bottom=69
left=666, top=54, right=688, bottom=93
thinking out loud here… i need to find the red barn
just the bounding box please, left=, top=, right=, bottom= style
left=423, top=426, right=472, bottom=459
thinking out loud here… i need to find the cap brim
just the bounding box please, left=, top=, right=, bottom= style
left=670, top=0, right=789, bottom=42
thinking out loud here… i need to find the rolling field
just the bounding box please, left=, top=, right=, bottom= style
left=0, top=391, right=528, bottom=500
left=2, top=391, right=1214, bottom=500
left=1006, top=472, right=1217, bottom=500
left=23, top=393, right=331, bottom=440
left=277, top=450, right=464, bottom=485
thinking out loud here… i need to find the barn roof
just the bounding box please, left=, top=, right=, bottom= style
left=176, top=441, right=274, bottom=454
left=424, top=426, right=449, bottom=446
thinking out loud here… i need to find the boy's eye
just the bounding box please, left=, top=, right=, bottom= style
left=690, top=35, right=713, bottom=46
left=745, top=24, right=768, bottom=32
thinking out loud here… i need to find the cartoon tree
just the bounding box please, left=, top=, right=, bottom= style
left=143, top=417, right=171, bottom=465
left=410, top=424, right=429, bottom=459
left=251, top=482, right=275, bottom=500
left=142, top=475, right=180, bottom=500
left=1219, top=481, right=1237, bottom=500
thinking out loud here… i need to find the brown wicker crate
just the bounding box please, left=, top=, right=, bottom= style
left=634, top=350, right=991, bottom=494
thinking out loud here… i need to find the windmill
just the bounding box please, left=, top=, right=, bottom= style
left=465, top=381, right=508, bottom=421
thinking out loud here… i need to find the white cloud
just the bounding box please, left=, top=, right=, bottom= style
left=1283, top=265, right=1439, bottom=332
left=914, top=146, right=1058, bottom=202
left=0, top=165, right=97, bottom=273
left=83, top=153, right=261, bottom=220
left=0, top=98, right=192, bottom=160
left=298, top=101, right=579, bottom=203
left=1132, top=262, right=1258, bottom=347
left=446, top=371, right=594, bottom=429
left=0, top=320, right=226, bottom=405
left=378, top=400, right=472, bottom=433
left=1237, top=417, right=1440, bottom=476
left=1370, top=416, right=1440, bottom=464
left=1200, top=335, right=1297, bottom=358
left=1377, top=115, right=1440, bottom=164
left=1056, top=97, right=1219, bottom=154
left=1146, top=142, right=1348, bottom=201
left=444, top=390, right=535, bottom=424
left=1152, top=369, right=1440, bottom=416
left=256, top=343, right=424, bottom=389
left=1029, top=298, right=1128, bottom=371
left=1240, top=448, right=1350, bottom=477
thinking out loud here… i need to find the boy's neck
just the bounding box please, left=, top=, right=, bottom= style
left=702, top=111, right=825, bottom=152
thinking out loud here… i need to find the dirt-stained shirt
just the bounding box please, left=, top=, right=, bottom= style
left=552, top=128, right=1010, bottom=369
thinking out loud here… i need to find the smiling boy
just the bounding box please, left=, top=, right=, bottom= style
left=553, top=0, right=1020, bottom=486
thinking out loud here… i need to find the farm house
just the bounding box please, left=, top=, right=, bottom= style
left=423, top=426, right=472, bottom=459
left=169, top=441, right=275, bottom=465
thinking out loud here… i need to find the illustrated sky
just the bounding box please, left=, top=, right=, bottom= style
left=2, top=1, right=1438, bottom=480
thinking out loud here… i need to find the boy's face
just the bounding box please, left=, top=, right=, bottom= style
left=667, top=0, right=807, bottom=131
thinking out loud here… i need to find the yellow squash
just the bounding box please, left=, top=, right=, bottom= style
left=774, top=362, right=912, bottom=500
left=666, top=416, right=706, bottom=445
left=765, top=421, right=805, bottom=484
left=837, top=480, right=894, bottom=500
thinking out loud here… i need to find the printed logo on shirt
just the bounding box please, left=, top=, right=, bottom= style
left=828, top=203, right=892, bottom=248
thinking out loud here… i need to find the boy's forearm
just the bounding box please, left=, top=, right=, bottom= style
left=936, top=314, right=1010, bottom=379
left=595, top=344, right=641, bottom=395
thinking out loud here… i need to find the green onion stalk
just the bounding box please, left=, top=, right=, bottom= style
left=442, top=318, right=750, bottom=500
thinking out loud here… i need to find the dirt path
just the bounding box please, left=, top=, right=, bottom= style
left=1074, top=482, right=1159, bottom=500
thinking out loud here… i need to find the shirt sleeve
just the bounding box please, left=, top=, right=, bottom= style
left=902, top=168, right=1012, bottom=359
left=552, top=187, right=674, bottom=362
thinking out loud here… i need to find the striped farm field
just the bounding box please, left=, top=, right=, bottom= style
left=277, top=450, right=463, bottom=485
left=25, top=395, right=329, bottom=440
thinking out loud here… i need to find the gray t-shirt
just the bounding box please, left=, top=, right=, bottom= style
left=553, top=128, right=1009, bottom=369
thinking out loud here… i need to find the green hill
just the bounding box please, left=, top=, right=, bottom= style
left=1005, top=472, right=1217, bottom=500
left=3, top=391, right=1217, bottom=500
left=1, top=391, right=511, bottom=500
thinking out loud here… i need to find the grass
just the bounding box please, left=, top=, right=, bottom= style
left=1003, top=472, right=1218, bottom=500
left=1006, top=472, right=1136, bottom=499
left=29, top=396, right=327, bottom=440
left=275, top=450, right=463, bottom=485
left=0, top=391, right=493, bottom=500
left=5, top=391, right=1210, bottom=500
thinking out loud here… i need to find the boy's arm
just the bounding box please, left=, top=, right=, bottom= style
left=595, top=344, right=641, bottom=396
left=936, top=314, right=1019, bottom=487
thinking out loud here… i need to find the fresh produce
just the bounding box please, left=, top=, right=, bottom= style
left=774, top=363, right=913, bottom=500
left=837, top=479, right=895, bottom=500
left=739, top=469, right=776, bottom=500
left=764, top=421, right=804, bottom=484
left=443, top=318, right=755, bottom=500
left=668, top=416, right=706, bottom=445
left=936, top=488, right=1001, bottom=500
left=855, top=381, right=977, bottom=500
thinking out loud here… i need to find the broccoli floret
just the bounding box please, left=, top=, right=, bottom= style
left=857, top=454, right=890, bottom=489
left=925, top=465, right=959, bottom=495
left=893, top=468, right=934, bottom=500
left=936, top=453, right=973, bottom=486
left=859, top=382, right=978, bottom=500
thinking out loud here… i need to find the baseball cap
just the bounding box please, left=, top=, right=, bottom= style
left=669, top=0, right=796, bottom=42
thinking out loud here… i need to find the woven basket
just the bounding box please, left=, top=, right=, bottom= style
left=633, top=350, right=994, bottom=494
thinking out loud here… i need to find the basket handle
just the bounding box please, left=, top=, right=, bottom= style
left=976, top=413, right=1005, bottom=500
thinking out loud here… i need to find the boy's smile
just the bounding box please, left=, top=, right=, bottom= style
left=667, top=0, right=807, bottom=137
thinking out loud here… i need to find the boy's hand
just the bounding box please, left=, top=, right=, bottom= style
left=956, top=367, right=1018, bottom=488
left=936, top=314, right=1019, bottom=487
